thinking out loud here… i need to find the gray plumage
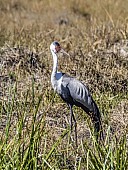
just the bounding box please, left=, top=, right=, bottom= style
left=50, top=41, right=103, bottom=146
left=59, top=74, right=93, bottom=111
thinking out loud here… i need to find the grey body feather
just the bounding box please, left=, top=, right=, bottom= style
left=55, top=72, right=103, bottom=140
left=59, top=74, right=93, bottom=111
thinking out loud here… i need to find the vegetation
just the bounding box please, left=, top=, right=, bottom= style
left=0, top=0, right=128, bottom=169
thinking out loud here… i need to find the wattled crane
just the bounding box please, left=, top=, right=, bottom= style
left=50, top=41, right=103, bottom=146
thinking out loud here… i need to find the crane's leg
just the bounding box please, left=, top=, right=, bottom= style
left=69, top=106, right=73, bottom=132
left=69, top=104, right=78, bottom=147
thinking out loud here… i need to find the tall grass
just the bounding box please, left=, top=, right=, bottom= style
left=0, top=79, right=127, bottom=169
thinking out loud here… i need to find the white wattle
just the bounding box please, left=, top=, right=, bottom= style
left=51, top=50, right=63, bottom=93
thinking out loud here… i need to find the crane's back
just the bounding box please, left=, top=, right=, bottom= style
left=60, top=74, right=94, bottom=112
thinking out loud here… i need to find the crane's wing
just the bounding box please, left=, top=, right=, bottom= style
left=60, top=74, right=103, bottom=140
left=61, top=74, right=94, bottom=111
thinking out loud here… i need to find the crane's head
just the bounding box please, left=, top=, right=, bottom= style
left=50, top=41, right=69, bottom=56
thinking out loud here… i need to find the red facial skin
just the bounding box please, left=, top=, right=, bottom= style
left=55, top=45, right=61, bottom=53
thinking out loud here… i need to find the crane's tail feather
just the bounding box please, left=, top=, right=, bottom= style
left=92, top=100, right=104, bottom=141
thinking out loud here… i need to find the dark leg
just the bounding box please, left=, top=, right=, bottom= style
left=69, top=104, right=78, bottom=147
left=72, top=111, right=78, bottom=147
left=69, top=105, right=73, bottom=132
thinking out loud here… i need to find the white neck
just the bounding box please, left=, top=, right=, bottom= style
left=51, top=50, right=58, bottom=88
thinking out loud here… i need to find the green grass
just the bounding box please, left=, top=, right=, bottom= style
left=0, top=79, right=127, bottom=169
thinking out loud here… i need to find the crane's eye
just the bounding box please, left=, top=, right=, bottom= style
left=55, top=45, right=61, bottom=53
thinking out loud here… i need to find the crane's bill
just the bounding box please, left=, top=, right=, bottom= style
left=60, top=49, right=70, bottom=56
